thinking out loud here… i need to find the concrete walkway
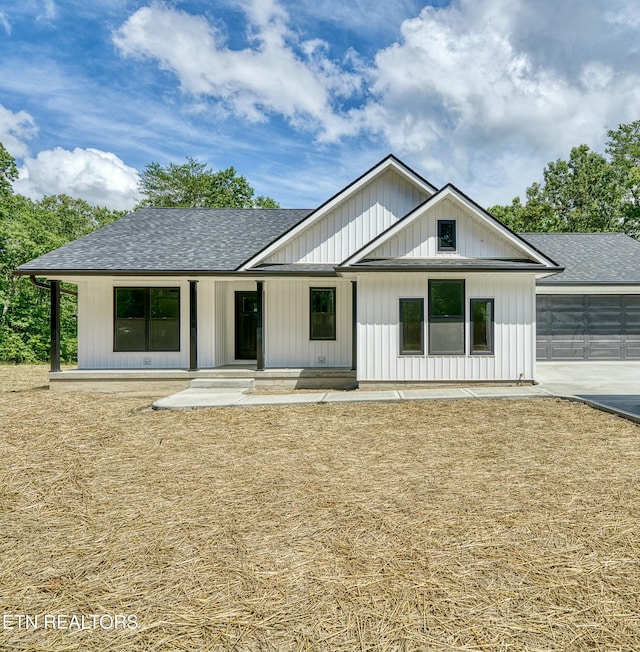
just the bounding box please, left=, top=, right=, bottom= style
left=152, top=361, right=640, bottom=423
left=153, top=384, right=552, bottom=409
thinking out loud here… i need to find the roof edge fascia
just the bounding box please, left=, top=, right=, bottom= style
left=238, top=155, right=438, bottom=271
left=13, top=268, right=339, bottom=278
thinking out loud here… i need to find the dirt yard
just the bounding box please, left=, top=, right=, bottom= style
left=1, top=365, right=640, bottom=651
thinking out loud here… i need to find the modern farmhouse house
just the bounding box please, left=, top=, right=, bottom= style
left=16, top=155, right=640, bottom=390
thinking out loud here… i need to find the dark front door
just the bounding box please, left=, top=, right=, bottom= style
left=235, top=291, right=258, bottom=360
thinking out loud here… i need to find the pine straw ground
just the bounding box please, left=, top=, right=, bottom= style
left=1, top=367, right=640, bottom=651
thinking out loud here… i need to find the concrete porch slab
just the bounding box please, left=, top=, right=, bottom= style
left=153, top=389, right=247, bottom=409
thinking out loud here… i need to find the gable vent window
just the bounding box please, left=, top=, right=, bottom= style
left=114, top=287, right=180, bottom=352
left=437, top=220, right=456, bottom=251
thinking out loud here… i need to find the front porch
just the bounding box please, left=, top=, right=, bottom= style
left=48, top=365, right=357, bottom=392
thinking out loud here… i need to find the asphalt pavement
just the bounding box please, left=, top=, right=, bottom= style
left=535, top=361, right=640, bottom=422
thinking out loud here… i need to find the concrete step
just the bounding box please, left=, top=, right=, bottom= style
left=190, top=378, right=254, bottom=390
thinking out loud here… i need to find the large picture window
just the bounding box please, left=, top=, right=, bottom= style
left=429, top=280, right=465, bottom=354
left=114, top=287, right=180, bottom=352
left=471, top=298, right=494, bottom=355
left=399, top=298, right=424, bottom=355
left=310, top=288, right=336, bottom=340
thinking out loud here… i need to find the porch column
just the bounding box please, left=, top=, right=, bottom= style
left=256, top=280, right=264, bottom=371
left=351, top=281, right=357, bottom=371
left=189, top=280, right=198, bottom=371
left=50, top=279, right=61, bottom=373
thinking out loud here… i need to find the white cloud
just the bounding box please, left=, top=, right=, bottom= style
left=15, top=147, right=141, bottom=210
left=348, top=0, right=640, bottom=204
left=0, top=104, right=37, bottom=158
left=606, top=0, right=640, bottom=27
left=0, top=11, right=10, bottom=34
left=113, top=2, right=361, bottom=138
left=42, top=0, right=57, bottom=20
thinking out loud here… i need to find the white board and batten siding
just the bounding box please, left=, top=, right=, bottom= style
left=264, top=279, right=352, bottom=367
left=77, top=277, right=188, bottom=369
left=357, top=273, right=536, bottom=382
left=212, top=279, right=257, bottom=367
left=369, top=199, right=523, bottom=260
left=265, top=169, right=429, bottom=264
left=75, top=277, right=352, bottom=370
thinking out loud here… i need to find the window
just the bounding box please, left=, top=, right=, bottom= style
left=437, top=220, right=456, bottom=251
left=310, top=288, right=336, bottom=340
left=471, top=299, right=494, bottom=355
left=114, top=287, right=180, bottom=352
left=399, top=298, right=424, bottom=355
left=429, top=280, right=465, bottom=354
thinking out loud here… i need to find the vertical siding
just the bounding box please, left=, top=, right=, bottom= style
left=214, top=281, right=229, bottom=366
left=265, top=170, right=428, bottom=264
left=215, top=281, right=257, bottom=365
left=197, top=279, right=216, bottom=368
left=77, top=277, right=190, bottom=369
left=370, top=199, right=523, bottom=259
left=265, top=279, right=352, bottom=367
left=357, top=273, right=535, bottom=382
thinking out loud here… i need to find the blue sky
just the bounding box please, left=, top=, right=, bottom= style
left=1, top=0, right=640, bottom=210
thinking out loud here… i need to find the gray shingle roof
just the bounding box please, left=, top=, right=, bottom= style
left=16, top=205, right=640, bottom=285
left=519, top=233, right=640, bottom=284
left=16, top=208, right=313, bottom=274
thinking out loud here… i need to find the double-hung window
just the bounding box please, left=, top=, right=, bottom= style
left=114, top=287, right=180, bottom=352
left=399, top=298, right=424, bottom=355
left=428, top=280, right=465, bottom=354
left=310, top=288, right=336, bottom=340
left=471, top=298, right=494, bottom=354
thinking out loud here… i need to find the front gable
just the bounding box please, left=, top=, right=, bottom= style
left=343, top=185, right=558, bottom=268
left=241, top=155, right=435, bottom=270
left=367, top=197, right=523, bottom=259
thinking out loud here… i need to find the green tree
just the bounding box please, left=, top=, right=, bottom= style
left=138, top=158, right=279, bottom=208
left=606, top=120, right=640, bottom=236
left=491, top=145, right=624, bottom=233
left=0, top=145, right=124, bottom=362
left=0, top=142, right=18, bottom=198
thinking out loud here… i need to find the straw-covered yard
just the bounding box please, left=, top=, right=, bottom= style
left=1, top=365, right=640, bottom=651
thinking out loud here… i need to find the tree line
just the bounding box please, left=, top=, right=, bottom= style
left=489, top=121, right=640, bottom=236
left=0, top=150, right=279, bottom=362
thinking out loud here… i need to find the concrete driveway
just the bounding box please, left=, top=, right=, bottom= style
left=536, top=361, right=640, bottom=421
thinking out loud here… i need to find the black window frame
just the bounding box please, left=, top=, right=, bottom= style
left=470, top=298, right=495, bottom=355
left=428, top=279, right=465, bottom=355
left=437, top=219, right=457, bottom=251
left=309, top=287, right=336, bottom=341
left=114, top=287, right=181, bottom=352
left=399, top=298, right=425, bottom=355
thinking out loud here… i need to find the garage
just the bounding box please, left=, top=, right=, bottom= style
left=536, top=294, right=640, bottom=360
left=519, top=232, right=640, bottom=362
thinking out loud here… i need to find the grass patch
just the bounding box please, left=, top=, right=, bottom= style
left=2, top=365, right=640, bottom=650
